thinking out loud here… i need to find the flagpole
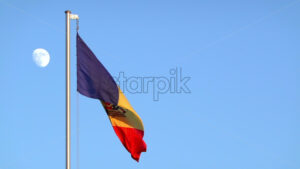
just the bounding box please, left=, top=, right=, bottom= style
left=65, top=10, right=71, bottom=169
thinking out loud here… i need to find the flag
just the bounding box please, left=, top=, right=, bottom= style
left=76, top=33, right=146, bottom=161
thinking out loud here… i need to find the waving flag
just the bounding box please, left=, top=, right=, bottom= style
left=76, top=33, right=146, bottom=161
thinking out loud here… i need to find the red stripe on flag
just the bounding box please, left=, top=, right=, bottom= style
left=112, top=126, right=147, bottom=162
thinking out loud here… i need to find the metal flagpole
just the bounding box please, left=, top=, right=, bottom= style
left=65, top=10, right=79, bottom=169
left=65, top=10, right=71, bottom=169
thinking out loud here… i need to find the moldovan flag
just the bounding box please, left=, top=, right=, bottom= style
left=76, top=33, right=146, bottom=161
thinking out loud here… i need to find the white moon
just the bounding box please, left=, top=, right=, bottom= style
left=33, top=48, right=50, bottom=67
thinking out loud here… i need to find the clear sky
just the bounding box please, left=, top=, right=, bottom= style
left=0, top=0, right=299, bottom=169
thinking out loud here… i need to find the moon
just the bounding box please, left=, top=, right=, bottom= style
left=33, top=48, right=50, bottom=67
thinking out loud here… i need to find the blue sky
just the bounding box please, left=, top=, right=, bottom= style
left=0, top=0, right=300, bottom=169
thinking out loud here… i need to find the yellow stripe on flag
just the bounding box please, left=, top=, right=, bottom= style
left=107, top=88, right=144, bottom=130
